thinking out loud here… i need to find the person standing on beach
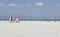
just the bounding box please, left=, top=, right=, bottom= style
left=9, top=16, right=14, bottom=22
left=15, top=18, right=20, bottom=23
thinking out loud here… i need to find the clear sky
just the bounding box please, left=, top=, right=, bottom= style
left=0, top=0, right=60, bottom=18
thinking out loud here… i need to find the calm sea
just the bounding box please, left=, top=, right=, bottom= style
left=0, top=16, right=60, bottom=21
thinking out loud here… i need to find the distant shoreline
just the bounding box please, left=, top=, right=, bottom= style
left=0, top=19, right=60, bottom=21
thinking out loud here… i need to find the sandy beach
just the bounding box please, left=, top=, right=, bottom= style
left=0, top=21, right=60, bottom=37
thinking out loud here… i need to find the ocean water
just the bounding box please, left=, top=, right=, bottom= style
left=0, top=16, right=60, bottom=21
left=0, top=19, right=60, bottom=21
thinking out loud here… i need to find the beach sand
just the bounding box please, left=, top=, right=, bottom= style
left=0, top=21, right=60, bottom=37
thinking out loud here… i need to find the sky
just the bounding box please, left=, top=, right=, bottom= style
left=0, top=0, right=60, bottom=18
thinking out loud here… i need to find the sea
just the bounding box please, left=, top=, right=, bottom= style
left=0, top=16, right=60, bottom=21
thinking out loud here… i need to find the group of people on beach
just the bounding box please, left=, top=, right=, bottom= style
left=9, top=16, right=20, bottom=23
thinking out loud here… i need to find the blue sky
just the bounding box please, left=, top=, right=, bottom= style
left=0, top=0, right=60, bottom=18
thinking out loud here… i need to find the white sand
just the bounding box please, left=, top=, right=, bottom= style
left=0, top=21, right=60, bottom=37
